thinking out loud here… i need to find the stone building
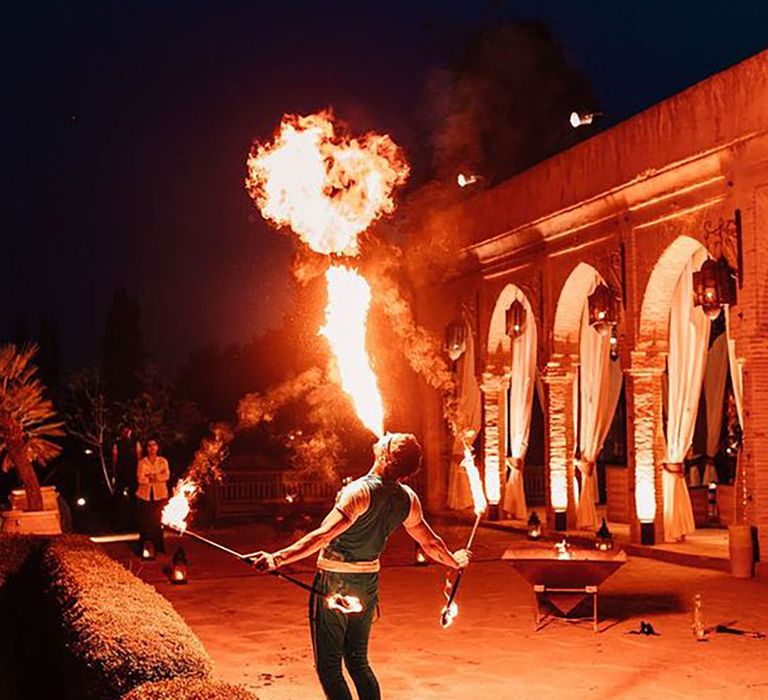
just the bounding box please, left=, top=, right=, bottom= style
left=411, top=50, right=768, bottom=577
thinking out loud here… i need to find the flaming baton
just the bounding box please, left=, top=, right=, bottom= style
left=440, top=435, right=487, bottom=628
left=161, top=480, right=362, bottom=614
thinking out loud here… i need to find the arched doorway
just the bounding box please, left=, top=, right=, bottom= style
left=552, top=263, right=624, bottom=529
left=637, top=235, right=739, bottom=542
left=484, top=284, right=537, bottom=520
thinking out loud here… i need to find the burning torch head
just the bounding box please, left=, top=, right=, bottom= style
left=374, top=432, right=422, bottom=481
left=326, top=593, right=364, bottom=615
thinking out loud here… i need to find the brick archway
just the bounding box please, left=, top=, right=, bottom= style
left=486, top=284, right=536, bottom=364
left=631, top=234, right=709, bottom=536
left=638, top=234, right=707, bottom=348
left=553, top=262, right=603, bottom=353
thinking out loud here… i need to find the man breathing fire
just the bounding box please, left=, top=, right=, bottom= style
left=250, top=432, right=471, bottom=700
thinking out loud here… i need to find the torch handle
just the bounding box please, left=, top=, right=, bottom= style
left=441, top=510, right=482, bottom=619
left=169, top=526, right=320, bottom=595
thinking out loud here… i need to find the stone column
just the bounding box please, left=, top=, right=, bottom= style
left=541, top=359, right=577, bottom=530
left=625, top=350, right=666, bottom=544
left=481, top=372, right=507, bottom=518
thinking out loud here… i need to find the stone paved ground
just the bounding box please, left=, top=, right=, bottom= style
left=104, top=522, right=768, bottom=699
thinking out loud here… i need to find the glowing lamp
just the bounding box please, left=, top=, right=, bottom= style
left=609, top=326, right=619, bottom=361
left=141, top=541, right=156, bottom=561
left=444, top=321, right=467, bottom=361
left=569, top=111, right=602, bottom=128
left=171, top=547, right=188, bottom=584
left=527, top=511, right=542, bottom=540
left=595, top=517, right=614, bottom=551
left=588, top=283, right=618, bottom=336
left=415, top=545, right=428, bottom=566
left=505, top=300, right=526, bottom=339
left=693, top=257, right=736, bottom=320
left=457, top=173, right=479, bottom=188
left=76, top=497, right=86, bottom=507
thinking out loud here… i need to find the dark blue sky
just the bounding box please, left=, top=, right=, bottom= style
left=6, top=0, right=767, bottom=369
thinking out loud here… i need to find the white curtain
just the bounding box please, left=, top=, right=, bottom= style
left=447, top=318, right=482, bottom=510
left=502, top=294, right=537, bottom=519
left=703, top=333, right=729, bottom=484
left=664, top=253, right=711, bottom=541
left=575, top=282, right=617, bottom=530
left=725, top=309, right=744, bottom=428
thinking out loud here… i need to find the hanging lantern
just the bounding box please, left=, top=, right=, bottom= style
left=527, top=511, right=542, bottom=540
left=588, top=283, right=618, bottom=336
left=171, top=547, right=189, bottom=584
left=609, top=326, right=619, bottom=361
left=505, top=300, right=526, bottom=338
left=693, top=257, right=736, bottom=321
left=444, top=321, right=467, bottom=361
left=595, top=517, right=614, bottom=551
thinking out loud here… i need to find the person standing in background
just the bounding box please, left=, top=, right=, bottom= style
left=136, top=438, right=170, bottom=555
left=112, top=425, right=141, bottom=530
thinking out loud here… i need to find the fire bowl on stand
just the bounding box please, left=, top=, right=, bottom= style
left=503, top=544, right=627, bottom=632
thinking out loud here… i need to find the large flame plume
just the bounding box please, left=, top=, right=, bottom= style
left=162, top=478, right=198, bottom=533
left=460, top=441, right=487, bottom=516
left=246, top=111, right=409, bottom=256
left=320, top=266, right=384, bottom=437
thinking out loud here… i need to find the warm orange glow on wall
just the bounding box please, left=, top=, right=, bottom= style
left=483, top=398, right=501, bottom=504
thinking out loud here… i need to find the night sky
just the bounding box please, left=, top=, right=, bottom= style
left=6, top=0, right=767, bottom=370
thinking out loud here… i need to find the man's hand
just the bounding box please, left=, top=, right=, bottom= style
left=452, top=548, right=472, bottom=569
left=250, top=551, right=279, bottom=571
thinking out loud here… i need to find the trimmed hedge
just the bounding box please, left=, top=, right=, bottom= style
left=122, top=677, right=258, bottom=700
left=39, top=536, right=214, bottom=699
left=0, top=534, right=42, bottom=587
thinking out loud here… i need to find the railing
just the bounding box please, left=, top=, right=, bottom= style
left=209, top=471, right=340, bottom=519
left=524, top=465, right=546, bottom=506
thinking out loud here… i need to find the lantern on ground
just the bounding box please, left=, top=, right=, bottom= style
left=527, top=511, right=542, bottom=540
left=588, top=283, right=618, bottom=336
left=693, top=257, right=737, bottom=320
left=444, top=321, right=467, bottom=361
left=415, top=545, right=428, bottom=566
left=171, top=547, right=189, bottom=584
left=505, top=300, right=526, bottom=339
left=595, top=517, right=614, bottom=551
left=141, top=540, right=155, bottom=561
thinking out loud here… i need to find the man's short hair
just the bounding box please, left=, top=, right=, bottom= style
left=375, top=433, right=422, bottom=480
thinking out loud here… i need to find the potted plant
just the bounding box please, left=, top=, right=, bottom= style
left=0, top=344, right=64, bottom=533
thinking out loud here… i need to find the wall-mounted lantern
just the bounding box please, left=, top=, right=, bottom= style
left=693, top=257, right=737, bottom=320
left=609, top=326, right=619, bottom=361
left=505, top=300, right=526, bottom=339
left=588, top=283, right=618, bottom=336
left=444, top=321, right=467, bottom=361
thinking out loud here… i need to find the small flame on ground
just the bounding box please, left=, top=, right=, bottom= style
left=246, top=111, right=409, bottom=256
left=320, top=265, right=384, bottom=437
left=162, top=478, right=198, bottom=533
left=460, top=440, right=487, bottom=516
left=326, top=593, right=363, bottom=614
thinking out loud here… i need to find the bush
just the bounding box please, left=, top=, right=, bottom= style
left=122, top=677, right=258, bottom=700
left=40, top=536, right=213, bottom=699
left=0, top=534, right=43, bottom=588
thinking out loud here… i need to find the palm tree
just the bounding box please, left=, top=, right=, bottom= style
left=0, top=344, right=63, bottom=511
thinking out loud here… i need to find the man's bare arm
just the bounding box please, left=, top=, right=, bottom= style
left=249, top=508, right=353, bottom=569
left=405, top=519, right=468, bottom=569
